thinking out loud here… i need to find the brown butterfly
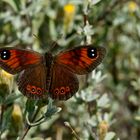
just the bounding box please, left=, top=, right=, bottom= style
left=0, top=45, right=106, bottom=100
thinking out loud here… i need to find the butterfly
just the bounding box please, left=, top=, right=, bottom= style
left=0, top=45, right=106, bottom=100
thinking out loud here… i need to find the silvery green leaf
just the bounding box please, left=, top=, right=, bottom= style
left=92, top=70, right=107, bottom=83
left=17, top=27, right=33, bottom=43
left=81, top=90, right=100, bottom=102
left=58, top=0, right=82, bottom=5
left=136, top=24, right=140, bottom=37
left=97, top=94, right=110, bottom=108
left=91, top=0, right=102, bottom=5
left=104, top=132, right=116, bottom=140
left=77, top=26, right=83, bottom=35
left=87, top=116, right=98, bottom=126
left=131, top=78, right=140, bottom=90
left=83, top=24, right=94, bottom=36
left=113, top=16, right=126, bottom=26
left=45, top=98, right=61, bottom=118
left=4, top=94, right=21, bottom=105
left=134, top=116, right=140, bottom=121
left=46, top=9, right=57, bottom=19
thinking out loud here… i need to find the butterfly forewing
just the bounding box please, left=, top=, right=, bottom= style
left=0, top=48, right=43, bottom=74
left=49, top=63, right=79, bottom=100
left=0, top=45, right=106, bottom=100
left=55, top=45, right=106, bottom=75
left=18, top=64, right=48, bottom=99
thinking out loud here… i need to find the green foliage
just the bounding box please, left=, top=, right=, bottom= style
left=0, top=0, right=140, bottom=140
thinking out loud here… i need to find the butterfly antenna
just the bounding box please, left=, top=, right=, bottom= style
left=33, top=34, right=46, bottom=49
left=49, top=33, right=64, bottom=53
left=50, top=41, right=59, bottom=50
left=47, top=41, right=60, bottom=54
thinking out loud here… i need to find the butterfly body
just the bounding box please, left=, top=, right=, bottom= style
left=0, top=45, right=106, bottom=100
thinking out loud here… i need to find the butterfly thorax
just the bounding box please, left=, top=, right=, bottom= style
left=44, top=52, right=53, bottom=67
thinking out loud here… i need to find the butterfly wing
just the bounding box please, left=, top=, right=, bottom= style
left=55, top=45, right=106, bottom=75
left=49, top=63, right=79, bottom=100
left=18, top=64, right=48, bottom=99
left=0, top=47, right=43, bottom=74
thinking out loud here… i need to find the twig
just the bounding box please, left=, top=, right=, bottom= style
left=83, top=1, right=90, bottom=44
left=64, top=122, right=80, bottom=140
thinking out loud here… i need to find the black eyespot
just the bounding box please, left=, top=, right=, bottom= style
left=0, top=50, right=11, bottom=60
left=87, top=48, right=97, bottom=59
left=61, top=89, right=64, bottom=93
left=31, top=88, right=35, bottom=92
left=54, top=88, right=59, bottom=94
left=60, top=87, right=65, bottom=94
left=37, top=88, right=42, bottom=94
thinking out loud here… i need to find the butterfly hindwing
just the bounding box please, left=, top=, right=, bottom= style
left=55, top=45, right=106, bottom=75
left=18, top=64, right=48, bottom=99
left=0, top=47, right=43, bottom=74
left=49, top=63, right=79, bottom=100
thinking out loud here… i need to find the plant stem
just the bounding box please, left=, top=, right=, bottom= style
left=19, top=106, right=41, bottom=140
left=0, top=104, right=5, bottom=137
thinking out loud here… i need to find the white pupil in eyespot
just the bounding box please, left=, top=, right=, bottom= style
left=91, top=49, right=94, bottom=56
left=91, top=49, right=95, bottom=56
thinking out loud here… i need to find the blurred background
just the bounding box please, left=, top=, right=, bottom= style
left=0, top=0, right=140, bottom=140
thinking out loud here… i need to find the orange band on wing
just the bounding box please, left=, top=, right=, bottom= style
left=0, top=48, right=43, bottom=74
left=55, top=46, right=106, bottom=75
